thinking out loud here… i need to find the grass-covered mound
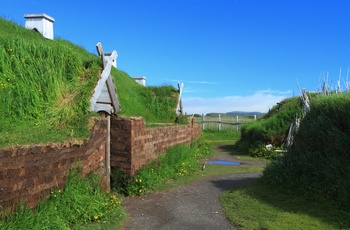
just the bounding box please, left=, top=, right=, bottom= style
left=263, top=93, right=350, bottom=210
left=0, top=18, right=102, bottom=147
left=112, top=68, right=179, bottom=123
left=235, top=96, right=302, bottom=157
left=0, top=17, right=179, bottom=148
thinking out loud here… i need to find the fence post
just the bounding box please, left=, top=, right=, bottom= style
left=236, top=116, right=239, bottom=132
left=106, top=115, right=111, bottom=191
left=202, top=113, right=205, bottom=130
left=218, top=114, right=221, bottom=131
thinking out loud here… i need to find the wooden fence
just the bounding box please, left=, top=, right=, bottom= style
left=194, top=114, right=256, bottom=131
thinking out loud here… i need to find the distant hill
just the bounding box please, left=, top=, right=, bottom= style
left=226, top=111, right=266, bottom=116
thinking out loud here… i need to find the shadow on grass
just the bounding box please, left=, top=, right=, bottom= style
left=216, top=144, right=236, bottom=153
left=226, top=180, right=350, bottom=229
left=210, top=175, right=260, bottom=192
left=215, top=144, right=249, bottom=156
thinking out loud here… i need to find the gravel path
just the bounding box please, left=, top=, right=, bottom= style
left=121, top=145, right=264, bottom=230
left=122, top=172, right=261, bottom=230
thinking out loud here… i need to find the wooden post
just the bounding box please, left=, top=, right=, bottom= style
left=106, top=115, right=111, bottom=191
left=218, top=114, right=221, bottom=131
left=202, top=113, right=205, bottom=130
left=236, top=116, right=239, bottom=132
left=176, top=82, right=184, bottom=115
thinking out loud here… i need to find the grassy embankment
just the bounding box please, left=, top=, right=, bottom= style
left=221, top=93, right=350, bottom=229
left=0, top=17, right=180, bottom=229
left=0, top=17, right=180, bottom=148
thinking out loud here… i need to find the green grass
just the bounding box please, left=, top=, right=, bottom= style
left=221, top=180, right=350, bottom=230
left=201, top=129, right=241, bottom=141
left=111, top=138, right=212, bottom=196
left=0, top=17, right=180, bottom=147
left=0, top=17, right=101, bottom=148
left=262, top=93, right=350, bottom=209
left=112, top=68, right=179, bottom=124
left=235, top=96, right=302, bottom=154
left=145, top=131, right=264, bottom=192
left=0, top=166, right=126, bottom=230
left=217, top=93, right=350, bottom=229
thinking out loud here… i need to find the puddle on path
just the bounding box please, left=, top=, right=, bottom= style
left=207, top=160, right=240, bottom=166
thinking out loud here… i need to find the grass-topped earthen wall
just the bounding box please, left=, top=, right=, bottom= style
left=0, top=119, right=107, bottom=211
left=110, top=116, right=201, bottom=176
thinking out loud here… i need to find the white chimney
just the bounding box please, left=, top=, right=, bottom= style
left=133, top=76, right=146, bottom=86
left=105, top=52, right=118, bottom=68
left=24, top=13, right=55, bottom=40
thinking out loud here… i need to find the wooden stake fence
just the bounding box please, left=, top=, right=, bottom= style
left=196, top=114, right=256, bottom=131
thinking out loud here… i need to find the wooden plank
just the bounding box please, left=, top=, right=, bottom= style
left=96, top=42, right=104, bottom=67
left=90, top=42, right=119, bottom=114
left=97, top=93, right=112, bottom=104
left=96, top=42, right=103, bottom=56
left=93, top=104, right=114, bottom=114
left=89, top=61, right=113, bottom=111
left=96, top=84, right=112, bottom=103
left=176, top=82, right=184, bottom=115
left=106, top=74, right=120, bottom=113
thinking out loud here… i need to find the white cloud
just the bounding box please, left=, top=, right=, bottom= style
left=182, top=93, right=287, bottom=115
left=255, top=89, right=292, bottom=95
left=187, top=81, right=221, bottom=85
left=165, top=79, right=221, bottom=85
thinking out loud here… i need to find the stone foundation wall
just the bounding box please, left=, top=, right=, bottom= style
left=110, top=116, right=201, bottom=176
left=0, top=119, right=107, bottom=211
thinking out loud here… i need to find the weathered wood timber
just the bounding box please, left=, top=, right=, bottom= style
left=90, top=42, right=120, bottom=114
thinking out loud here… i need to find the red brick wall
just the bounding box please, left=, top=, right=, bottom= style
left=0, top=119, right=107, bottom=211
left=110, top=116, right=201, bottom=176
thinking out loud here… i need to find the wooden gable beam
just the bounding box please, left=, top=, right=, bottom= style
left=90, top=42, right=120, bottom=114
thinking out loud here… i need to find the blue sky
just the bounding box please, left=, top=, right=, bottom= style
left=2, top=0, right=350, bottom=114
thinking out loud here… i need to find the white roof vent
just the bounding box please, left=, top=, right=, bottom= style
left=24, top=13, right=55, bottom=40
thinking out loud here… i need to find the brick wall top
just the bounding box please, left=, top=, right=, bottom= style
left=110, top=116, right=201, bottom=176
left=0, top=118, right=108, bottom=210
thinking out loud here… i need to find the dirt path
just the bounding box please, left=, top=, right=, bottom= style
left=121, top=145, right=265, bottom=230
